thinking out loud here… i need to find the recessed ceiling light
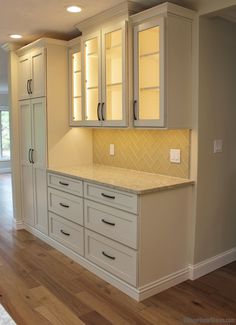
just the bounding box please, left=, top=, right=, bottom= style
left=66, top=5, right=82, bottom=13
left=10, top=34, right=22, bottom=39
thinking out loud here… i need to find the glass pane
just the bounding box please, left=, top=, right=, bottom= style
left=0, top=111, right=10, bottom=159
left=138, top=26, right=160, bottom=120
left=85, top=37, right=99, bottom=121
left=72, top=52, right=82, bottom=122
left=105, top=29, right=122, bottom=121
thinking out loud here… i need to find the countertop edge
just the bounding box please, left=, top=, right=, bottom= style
left=47, top=168, right=194, bottom=195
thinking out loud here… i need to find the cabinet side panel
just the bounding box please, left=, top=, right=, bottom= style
left=46, top=45, right=93, bottom=168
left=166, top=15, right=192, bottom=128
left=138, top=186, right=193, bottom=287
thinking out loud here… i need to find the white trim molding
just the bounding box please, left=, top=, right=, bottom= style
left=13, top=219, right=24, bottom=230
left=189, top=248, right=236, bottom=280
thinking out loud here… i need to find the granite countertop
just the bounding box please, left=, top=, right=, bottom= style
left=47, top=164, right=194, bottom=194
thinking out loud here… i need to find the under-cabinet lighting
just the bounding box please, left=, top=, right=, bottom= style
left=66, top=5, right=82, bottom=13
left=10, top=34, right=22, bottom=39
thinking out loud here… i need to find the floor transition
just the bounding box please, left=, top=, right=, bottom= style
left=0, top=174, right=235, bottom=324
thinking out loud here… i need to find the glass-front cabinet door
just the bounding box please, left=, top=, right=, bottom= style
left=133, top=18, right=164, bottom=127
left=82, top=32, right=102, bottom=126
left=101, top=22, right=127, bottom=127
left=69, top=47, right=83, bottom=126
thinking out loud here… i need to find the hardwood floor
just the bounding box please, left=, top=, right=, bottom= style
left=0, top=174, right=236, bottom=324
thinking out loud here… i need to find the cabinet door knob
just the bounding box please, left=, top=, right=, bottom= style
left=133, top=100, right=138, bottom=120
left=97, top=102, right=101, bottom=121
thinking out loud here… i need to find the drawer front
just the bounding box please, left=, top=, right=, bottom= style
left=85, top=230, right=137, bottom=286
left=49, top=212, right=84, bottom=256
left=48, top=173, right=83, bottom=196
left=48, top=188, right=83, bottom=225
left=84, top=182, right=138, bottom=214
left=84, top=200, right=137, bottom=249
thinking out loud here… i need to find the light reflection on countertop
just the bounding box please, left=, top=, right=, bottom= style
left=47, top=164, right=194, bottom=194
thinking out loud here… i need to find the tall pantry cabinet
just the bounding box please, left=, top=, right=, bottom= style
left=18, top=39, right=69, bottom=235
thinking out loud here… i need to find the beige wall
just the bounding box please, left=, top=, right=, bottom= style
left=194, top=17, right=236, bottom=263
left=93, top=129, right=191, bottom=178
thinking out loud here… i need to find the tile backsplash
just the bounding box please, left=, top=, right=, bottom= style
left=93, top=129, right=191, bottom=178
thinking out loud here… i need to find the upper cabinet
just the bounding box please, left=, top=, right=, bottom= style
left=131, top=4, right=194, bottom=128
left=69, top=2, right=195, bottom=128
left=18, top=48, right=46, bottom=100
left=69, top=22, right=127, bottom=127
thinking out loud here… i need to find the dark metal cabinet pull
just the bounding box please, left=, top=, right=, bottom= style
left=28, top=148, right=32, bottom=163
left=27, top=80, right=30, bottom=94
left=133, top=100, right=138, bottom=120
left=29, top=79, right=33, bottom=94
left=31, top=149, right=34, bottom=164
left=60, top=230, right=70, bottom=236
left=59, top=203, right=69, bottom=208
left=101, top=219, right=115, bottom=226
left=97, top=102, right=101, bottom=121
left=101, top=102, right=105, bottom=121
left=101, top=193, right=115, bottom=200
left=102, top=251, right=116, bottom=260
left=59, top=181, right=69, bottom=186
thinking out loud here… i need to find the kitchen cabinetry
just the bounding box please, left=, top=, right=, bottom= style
left=70, top=19, right=128, bottom=127
left=19, top=98, right=48, bottom=234
left=132, top=4, right=194, bottom=128
left=18, top=48, right=46, bottom=100
left=46, top=170, right=192, bottom=301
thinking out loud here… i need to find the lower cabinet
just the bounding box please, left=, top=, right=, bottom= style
left=43, top=172, right=192, bottom=301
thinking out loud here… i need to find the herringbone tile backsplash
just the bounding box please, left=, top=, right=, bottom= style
left=93, top=129, right=191, bottom=178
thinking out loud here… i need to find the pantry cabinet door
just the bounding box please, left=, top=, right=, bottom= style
left=18, top=54, right=31, bottom=100
left=133, top=17, right=165, bottom=127
left=101, top=22, right=128, bottom=127
left=82, top=31, right=102, bottom=126
left=31, top=48, right=46, bottom=98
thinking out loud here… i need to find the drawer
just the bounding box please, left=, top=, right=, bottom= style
left=84, top=200, right=137, bottom=249
left=49, top=212, right=84, bottom=256
left=84, top=182, right=138, bottom=214
left=48, top=188, right=83, bottom=225
left=85, top=229, right=137, bottom=286
left=48, top=173, right=83, bottom=196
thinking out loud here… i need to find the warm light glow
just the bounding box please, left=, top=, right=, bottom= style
left=10, top=34, right=22, bottom=39
left=66, top=5, right=82, bottom=13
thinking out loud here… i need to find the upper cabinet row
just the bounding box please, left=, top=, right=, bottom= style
left=69, top=3, right=194, bottom=129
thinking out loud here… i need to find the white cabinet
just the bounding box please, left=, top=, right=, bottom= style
left=18, top=48, right=46, bottom=100
left=70, top=22, right=128, bottom=127
left=19, top=98, right=48, bottom=234
left=132, top=5, right=193, bottom=128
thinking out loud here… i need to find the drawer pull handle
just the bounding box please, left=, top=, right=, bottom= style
left=59, top=203, right=69, bottom=208
left=101, top=193, right=115, bottom=200
left=59, top=181, right=69, bottom=186
left=101, top=219, right=115, bottom=226
left=60, top=230, right=70, bottom=236
left=102, top=251, right=116, bottom=260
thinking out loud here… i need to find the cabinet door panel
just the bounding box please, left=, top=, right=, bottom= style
left=102, top=23, right=127, bottom=127
left=134, top=18, right=164, bottom=127
left=31, top=98, right=46, bottom=168
left=19, top=54, right=31, bottom=100
left=19, top=100, right=32, bottom=165
left=34, top=168, right=48, bottom=234
left=31, top=48, right=46, bottom=98
left=22, top=165, right=34, bottom=226
left=82, top=32, right=102, bottom=126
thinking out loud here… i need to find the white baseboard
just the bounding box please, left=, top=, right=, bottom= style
left=12, top=219, right=24, bottom=230
left=189, top=247, right=236, bottom=280
left=0, top=168, right=11, bottom=174
left=21, top=224, right=236, bottom=301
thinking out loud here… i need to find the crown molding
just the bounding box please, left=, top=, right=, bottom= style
left=16, top=37, right=68, bottom=55
left=75, top=1, right=145, bottom=33
left=1, top=42, right=21, bottom=52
